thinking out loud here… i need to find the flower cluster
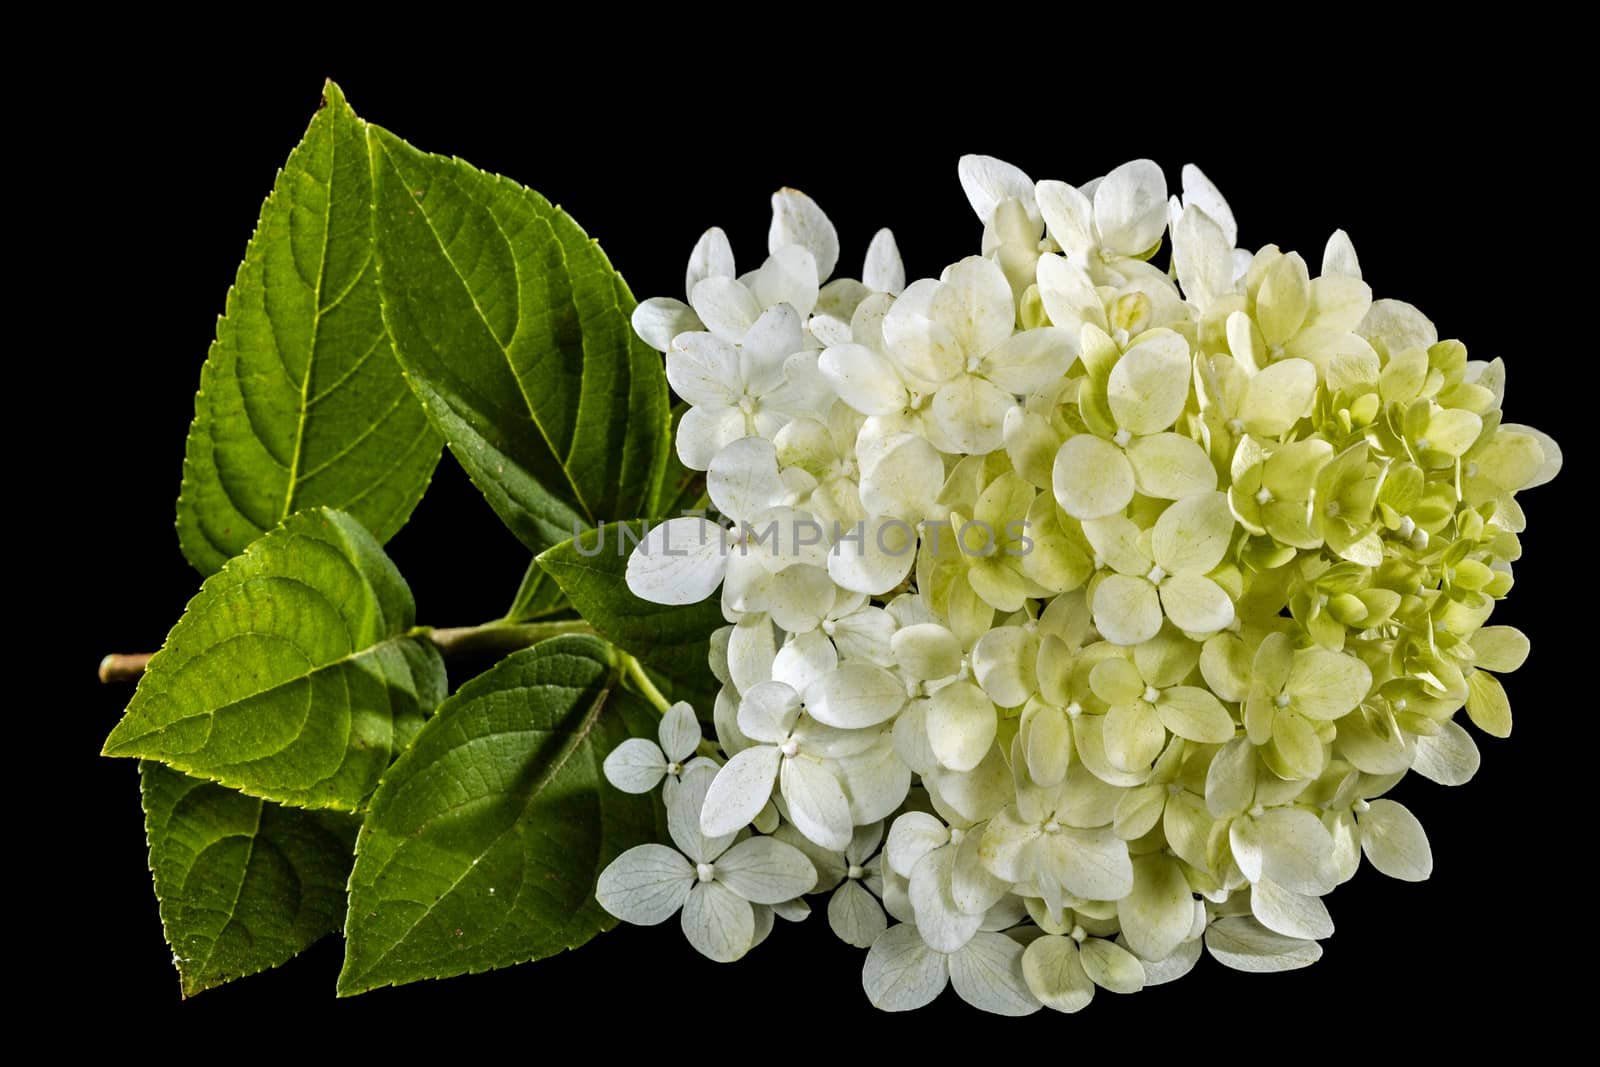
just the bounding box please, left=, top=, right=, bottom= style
left=596, top=158, right=1561, bottom=1014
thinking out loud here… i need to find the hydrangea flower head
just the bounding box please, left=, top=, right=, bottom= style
left=594, top=161, right=1562, bottom=1013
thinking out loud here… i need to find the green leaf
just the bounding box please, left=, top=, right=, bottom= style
left=537, top=521, right=724, bottom=710
left=141, top=761, right=358, bottom=996
left=338, top=634, right=657, bottom=994
left=504, top=558, right=570, bottom=623
left=367, top=125, right=670, bottom=554
left=104, top=508, right=447, bottom=811
left=176, top=82, right=441, bottom=576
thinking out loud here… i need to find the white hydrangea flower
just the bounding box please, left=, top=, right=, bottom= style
left=862, top=923, right=1039, bottom=1015
left=602, top=700, right=704, bottom=795
left=605, top=155, right=1563, bottom=1015
left=596, top=763, right=817, bottom=962
left=775, top=820, right=889, bottom=948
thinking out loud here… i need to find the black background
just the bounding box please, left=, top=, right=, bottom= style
left=63, top=53, right=1586, bottom=1037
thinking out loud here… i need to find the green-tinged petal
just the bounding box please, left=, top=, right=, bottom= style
left=1269, top=710, right=1326, bottom=780
left=1239, top=359, right=1316, bottom=436
left=1159, top=575, right=1235, bottom=634
left=1206, top=916, right=1322, bottom=972
left=928, top=681, right=999, bottom=773
left=1119, top=854, right=1195, bottom=962
left=1094, top=575, right=1164, bottom=646
left=1107, top=333, right=1192, bottom=435
left=1250, top=877, right=1333, bottom=940
left=1286, top=649, right=1372, bottom=720
left=1126, top=433, right=1218, bottom=500
left=1023, top=935, right=1095, bottom=1013
left=1090, top=658, right=1145, bottom=706
left=1412, top=719, right=1480, bottom=786
left=1157, top=687, right=1235, bottom=743
left=1256, top=254, right=1310, bottom=347
left=1205, top=736, right=1257, bottom=818
left=862, top=923, right=948, bottom=1011
left=1152, top=492, right=1235, bottom=574
left=1465, top=671, right=1510, bottom=739
left=1201, top=632, right=1253, bottom=703
left=1471, top=626, right=1530, bottom=673
left=1054, top=435, right=1136, bottom=519
left=1104, top=701, right=1165, bottom=773
left=1359, top=799, right=1433, bottom=881
left=1078, top=937, right=1145, bottom=993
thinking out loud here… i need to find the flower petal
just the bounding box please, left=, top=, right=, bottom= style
left=769, top=188, right=839, bottom=282
left=930, top=256, right=1015, bottom=359
left=820, top=343, right=908, bottom=417
left=675, top=405, right=746, bottom=471
left=1107, top=332, right=1192, bottom=435
left=864, top=228, right=906, bottom=295
left=1250, top=877, right=1334, bottom=940
left=959, top=154, right=1038, bottom=228
left=1256, top=253, right=1311, bottom=348
left=1151, top=492, right=1234, bottom=576
left=699, top=746, right=782, bottom=839
left=1125, top=432, right=1217, bottom=501
left=1286, top=649, right=1372, bottom=720
left=1040, top=825, right=1134, bottom=901
left=927, top=680, right=999, bottom=772
left=1359, top=799, right=1433, bottom=881
left=1077, top=937, right=1145, bottom=994
left=681, top=880, right=756, bottom=962
left=805, top=662, right=906, bottom=729
left=1093, top=159, right=1167, bottom=255
left=1181, top=164, right=1238, bottom=247
left=1119, top=853, right=1195, bottom=962
left=862, top=923, right=948, bottom=1011
left=1053, top=435, right=1136, bottom=519
left=686, top=227, right=735, bottom=294
left=668, top=762, right=736, bottom=863
left=750, top=245, right=819, bottom=319
left=658, top=701, right=702, bottom=764
left=595, top=844, right=693, bottom=925
left=632, top=297, right=701, bottom=354
left=949, top=931, right=1041, bottom=1016
left=1023, top=935, right=1095, bottom=1013
left=1411, top=719, right=1480, bottom=786
left=715, top=835, right=819, bottom=903
left=1205, top=916, right=1322, bottom=972
left=932, top=374, right=1015, bottom=455
left=829, top=879, right=889, bottom=949
left=981, top=328, right=1078, bottom=395
left=1093, top=574, right=1163, bottom=646
left=666, top=332, right=741, bottom=407
left=910, top=847, right=984, bottom=953
left=887, top=811, right=950, bottom=879
left=1239, top=358, right=1317, bottom=436
left=827, top=515, right=917, bottom=595
left=707, top=436, right=785, bottom=524
left=625, top=518, right=728, bottom=605
left=603, top=738, right=669, bottom=794
left=1158, top=574, right=1235, bottom=634
left=780, top=757, right=854, bottom=851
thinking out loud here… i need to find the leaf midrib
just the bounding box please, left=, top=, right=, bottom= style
left=187, top=796, right=267, bottom=990
left=368, top=130, right=598, bottom=527
left=280, top=102, right=340, bottom=521
left=106, top=631, right=415, bottom=758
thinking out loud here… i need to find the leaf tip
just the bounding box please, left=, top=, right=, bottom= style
left=321, top=78, right=348, bottom=111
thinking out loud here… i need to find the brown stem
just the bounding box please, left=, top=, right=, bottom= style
left=99, top=653, right=155, bottom=684
left=96, top=620, right=596, bottom=684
